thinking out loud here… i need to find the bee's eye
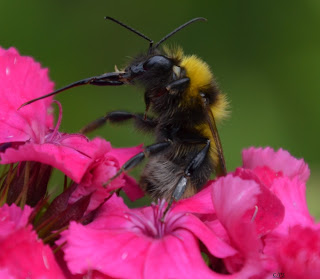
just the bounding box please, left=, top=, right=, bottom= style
left=143, top=56, right=173, bottom=72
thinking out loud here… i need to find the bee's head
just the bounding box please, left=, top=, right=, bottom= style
left=143, top=55, right=174, bottom=74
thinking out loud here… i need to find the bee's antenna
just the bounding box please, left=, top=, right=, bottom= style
left=105, top=16, right=154, bottom=50
left=154, top=17, right=207, bottom=49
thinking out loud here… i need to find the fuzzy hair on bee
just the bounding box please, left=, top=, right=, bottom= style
left=20, top=17, right=229, bottom=210
left=133, top=46, right=228, bottom=200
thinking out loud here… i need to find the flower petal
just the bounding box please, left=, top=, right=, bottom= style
left=270, top=177, right=315, bottom=234
left=0, top=204, right=65, bottom=278
left=0, top=141, right=93, bottom=183
left=242, top=147, right=310, bottom=183
left=0, top=203, right=32, bottom=238
left=0, top=47, right=54, bottom=143
left=212, top=175, right=267, bottom=276
left=212, top=174, right=261, bottom=250
left=0, top=268, right=15, bottom=279
left=122, top=174, right=145, bottom=201
left=180, top=213, right=237, bottom=258
left=107, top=145, right=143, bottom=166
left=173, top=183, right=215, bottom=215
left=69, top=143, right=144, bottom=212
left=277, top=225, right=320, bottom=279
left=62, top=222, right=151, bottom=278
left=142, top=233, right=224, bottom=279
left=233, top=168, right=285, bottom=236
left=0, top=227, right=65, bottom=279
left=61, top=196, right=237, bottom=279
left=63, top=220, right=232, bottom=279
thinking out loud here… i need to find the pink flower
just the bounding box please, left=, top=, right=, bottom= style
left=0, top=204, right=65, bottom=279
left=0, top=47, right=99, bottom=183
left=242, top=147, right=310, bottom=183
left=0, top=47, right=54, bottom=144
left=60, top=195, right=237, bottom=279
left=0, top=269, right=16, bottom=279
left=0, top=202, right=33, bottom=237
left=277, top=225, right=320, bottom=279
left=242, top=147, right=315, bottom=234
left=59, top=146, right=316, bottom=278
left=69, top=141, right=144, bottom=212
left=241, top=147, right=318, bottom=274
left=172, top=182, right=215, bottom=216
left=211, top=172, right=285, bottom=277
left=0, top=47, right=144, bottom=202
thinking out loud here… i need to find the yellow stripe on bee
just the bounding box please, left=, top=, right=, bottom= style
left=210, top=93, right=229, bottom=122
left=180, top=55, right=214, bottom=98
left=164, top=46, right=214, bottom=97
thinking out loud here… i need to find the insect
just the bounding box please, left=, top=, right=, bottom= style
left=20, top=17, right=228, bottom=210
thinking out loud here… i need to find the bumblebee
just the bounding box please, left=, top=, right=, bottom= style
left=21, top=17, right=228, bottom=208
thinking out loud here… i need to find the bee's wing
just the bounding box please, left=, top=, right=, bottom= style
left=206, top=107, right=227, bottom=176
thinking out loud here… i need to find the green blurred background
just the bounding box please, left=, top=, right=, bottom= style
left=1, top=0, right=319, bottom=218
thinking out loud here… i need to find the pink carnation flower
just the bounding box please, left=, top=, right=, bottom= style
left=0, top=46, right=144, bottom=243
left=277, top=225, right=320, bottom=279
left=211, top=171, right=285, bottom=277
left=242, top=147, right=315, bottom=234
left=0, top=204, right=65, bottom=278
left=242, top=147, right=310, bottom=183
left=0, top=47, right=143, bottom=204
left=0, top=47, right=54, bottom=144
left=60, top=195, right=237, bottom=279
left=0, top=47, right=98, bottom=182
left=242, top=147, right=318, bottom=274
left=69, top=141, right=144, bottom=212
left=59, top=147, right=317, bottom=278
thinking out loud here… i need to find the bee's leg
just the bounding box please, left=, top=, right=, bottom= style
left=104, top=141, right=171, bottom=187
left=19, top=72, right=128, bottom=109
left=163, top=139, right=210, bottom=218
left=166, top=78, right=190, bottom=94
left=80, top=111, right=157, bottom=134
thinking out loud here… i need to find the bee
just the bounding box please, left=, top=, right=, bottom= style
left=20, top=17, right=228, bottom=210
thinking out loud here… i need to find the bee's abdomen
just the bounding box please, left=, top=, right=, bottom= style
left=140, top=152, right=213, bottom=201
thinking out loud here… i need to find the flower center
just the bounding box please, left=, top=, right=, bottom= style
left=128, top=200, right=182, bottom=239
